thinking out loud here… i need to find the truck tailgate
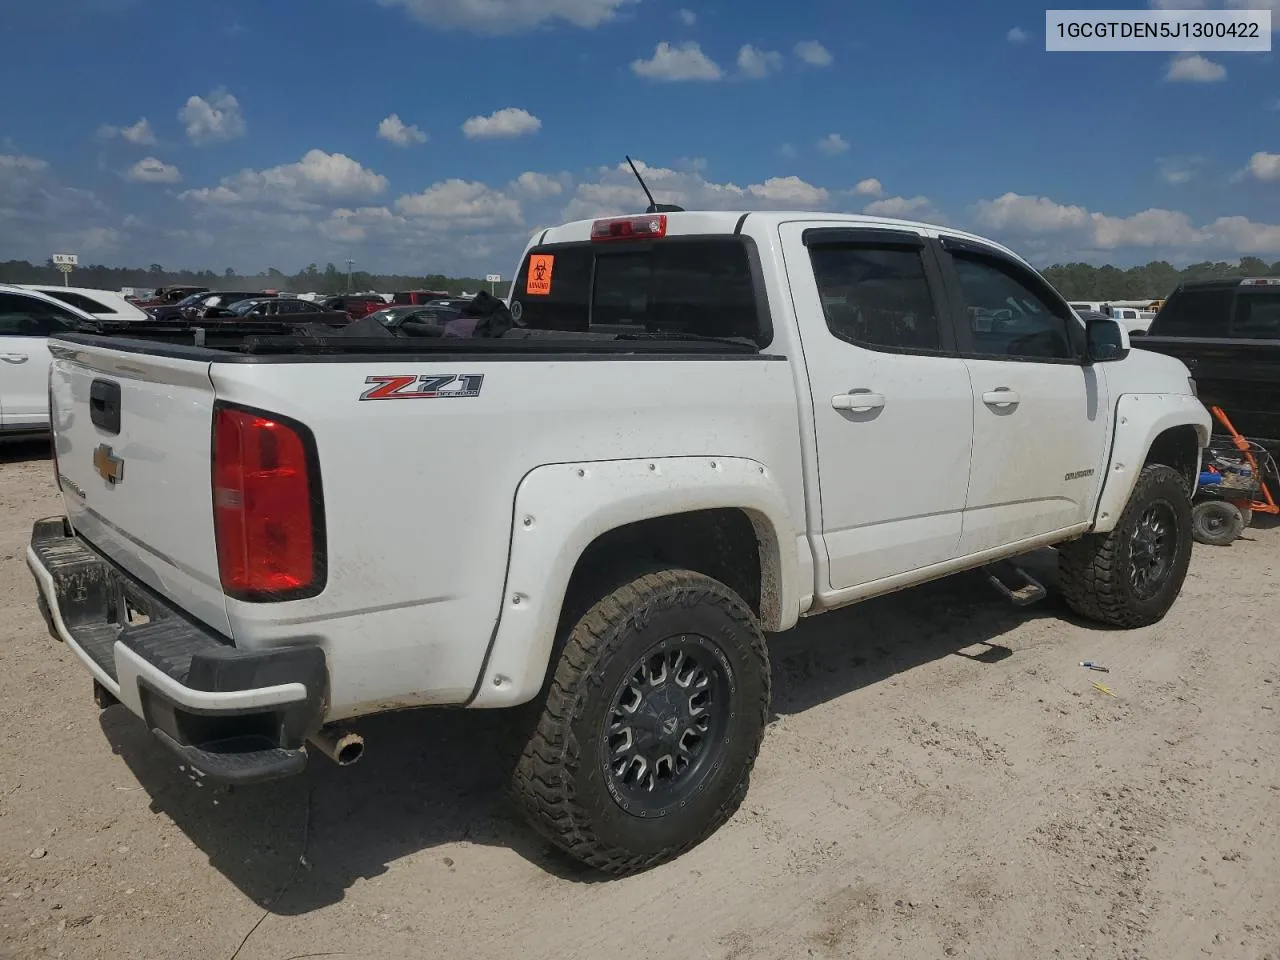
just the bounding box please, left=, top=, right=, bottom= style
left=49, top=340, right=231, bottom=636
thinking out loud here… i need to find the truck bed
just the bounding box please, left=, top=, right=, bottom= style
left=45, top=326, right=806, bottom=719
left=1137, top=336, right=1280, bottom=447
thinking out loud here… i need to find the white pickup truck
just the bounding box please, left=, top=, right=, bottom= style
left=27, top=210, right=1210, bottom=875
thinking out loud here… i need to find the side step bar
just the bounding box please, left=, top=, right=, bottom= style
left=982, top=559, right=1048, bottom=607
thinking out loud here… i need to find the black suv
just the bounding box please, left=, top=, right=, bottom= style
left=1142, top=277, right=1280, bottom=448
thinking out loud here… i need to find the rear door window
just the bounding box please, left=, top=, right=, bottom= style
left=511, top=239, right=767, bottom=345
left=0, top=293, right=78, bottom=336
left=40, top=290, right=116, bottom=314
left=807, top=245, right=944, bottom=352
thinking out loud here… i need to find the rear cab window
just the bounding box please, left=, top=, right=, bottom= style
left=1234, top=290, right=1280, bottom=338
left=1148, top=287, right=1234, bottom=337
left=510, top=237, right=770, bottom=346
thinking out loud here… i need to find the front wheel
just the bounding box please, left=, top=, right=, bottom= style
left=1059, top=464, right=1193, bottom=628
left=509, top=569, right=770, bottom=876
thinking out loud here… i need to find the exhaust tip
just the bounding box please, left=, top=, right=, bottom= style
left=310, top=729, right=365, bottom=767
left=335, top=738, right=364, bottom=766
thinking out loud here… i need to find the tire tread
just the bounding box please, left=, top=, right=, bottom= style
left=1058, top=464, right=1191, bottom=628
left=509, top=569, right=770, bottom=876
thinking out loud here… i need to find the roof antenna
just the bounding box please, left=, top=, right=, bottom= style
left=625, top=155, right=685, bottom=214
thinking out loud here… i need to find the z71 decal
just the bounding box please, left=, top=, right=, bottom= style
left=360, top=374, right=485, bottom=401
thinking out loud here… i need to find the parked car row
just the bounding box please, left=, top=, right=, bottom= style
left=0, top=280, right=478, bottom=441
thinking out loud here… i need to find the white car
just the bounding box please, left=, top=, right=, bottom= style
left=0, top=284, right=95, bottom=439
left=16, top=284, right=148, bottom=323
left=27, top=210, right=1210, bottom=874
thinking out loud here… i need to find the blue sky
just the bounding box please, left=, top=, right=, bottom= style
left=1, top=0, right=1277, bottom=277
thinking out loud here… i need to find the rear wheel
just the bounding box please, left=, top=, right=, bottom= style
left=1191, top=500, right=1244, bottom=547
left=1059, top=464, right=1193, bottom=628
left=509, top=569, right=770, bottom=875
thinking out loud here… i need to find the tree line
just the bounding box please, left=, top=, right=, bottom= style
left=3, top=255, right=1278, bottom=303
left=0, top=259, right=492, bottom=297
left=1041, top=257, right=1280, bottom=301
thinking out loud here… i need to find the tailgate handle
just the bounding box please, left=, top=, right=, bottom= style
left=89, top=379, right=122, bottom=435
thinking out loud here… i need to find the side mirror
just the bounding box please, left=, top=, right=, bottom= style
left=1087, top=316, right=1130, bottom=363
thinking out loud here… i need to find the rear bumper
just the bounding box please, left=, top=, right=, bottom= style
left=27, top=516, right=327, bottom=784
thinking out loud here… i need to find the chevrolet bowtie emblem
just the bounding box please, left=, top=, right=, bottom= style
left=93, top=444, right=124, bottom=486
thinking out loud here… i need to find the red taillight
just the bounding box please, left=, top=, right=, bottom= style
left=591, top=214, right=667, bottom=242
left=212, top=405, right=323, bottom=600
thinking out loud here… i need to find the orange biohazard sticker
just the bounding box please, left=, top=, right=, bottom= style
left=526, top=254, right=554, bottom=295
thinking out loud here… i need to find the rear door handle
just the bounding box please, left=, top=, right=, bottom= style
left=1, top=353, right=29, bottom=363
left=832, top=392, right=886, bottom=412
left=982, top=389, right=1020, bottom=407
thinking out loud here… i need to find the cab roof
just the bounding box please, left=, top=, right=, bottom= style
left=531, top=210, right=1030, bottom=268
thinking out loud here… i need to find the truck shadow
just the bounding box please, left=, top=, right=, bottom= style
left=0, top=437, right=51, bottom=464
left=99, top=549, right=1074, bottom=912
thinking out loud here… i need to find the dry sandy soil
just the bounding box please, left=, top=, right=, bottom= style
left=1, top=437, right=1278, bottom=960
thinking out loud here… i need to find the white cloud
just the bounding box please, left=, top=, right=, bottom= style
left=321, top=205, right=405, bottom=242
left=1158, top=155, right=1204, bottom=184
left=747, top=176, right=829, bottom=206
left=1204, top=215, right=1280, bottom=253
left=178, top=88, right=246, bottom=144
left=1226, top=0, right=1280, bottom=31
left=75, top=226, right=124, bottom=253
left=560, top=159, right=831, bottom=221
left=395, top=179, right=523, bottom=226
left=461, top=107, right=542, bottom=139
left=181, top=149, right=387, bottom=210
left=677, top=7, right=696, bottom=24
left=853, top=177, right=883, bottom=197
left=125, top=157, right=181, bottom=184
left=508, top=171, right=568, bottom=199
left=631, top=41, right=722, bottom=80
left=377, top=113, right=427, bottom=146
left=793, top=40, right=833, bottom=67
left=1165, top=53, right=1226, bottom=82
left=0, top=154, right=113, bottom=262
left=1248, top=151, right=1280, bottom=181
left=780, top=142, right=797, bottom=158
left=973, top=192, right=1090, bottom=232
left=0, top=154, right=50, bottom=176
left=1149, top=0, right=1209, bottom=7
left=737, top=44, right=783, bottom=79
left=1091, top=208, right=1202, bottom=248
left=374, top=0, right=637, bottom=32
left=863, top=195, right=941, bottom=221
left=97, top=118, right=156, bottom=146
left=971, top=189, right=1280, bottom=255
left=817, top=133, right=850, bottom=156
left=1007, top=26, right=1029, bottom=43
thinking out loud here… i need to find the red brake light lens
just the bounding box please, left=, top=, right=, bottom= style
left=213, top=405, right=323, bottom=600
left=591, top=214, right=667, bottom=242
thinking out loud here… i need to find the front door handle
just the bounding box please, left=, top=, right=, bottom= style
left=982, top=388, right=1021, bottom=408
left=1, top=353, right=29, bottom=363
left=832, top=392, right=886, bottom=412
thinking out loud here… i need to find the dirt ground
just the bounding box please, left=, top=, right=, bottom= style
left=2, top=437, right=1278, bottom=960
